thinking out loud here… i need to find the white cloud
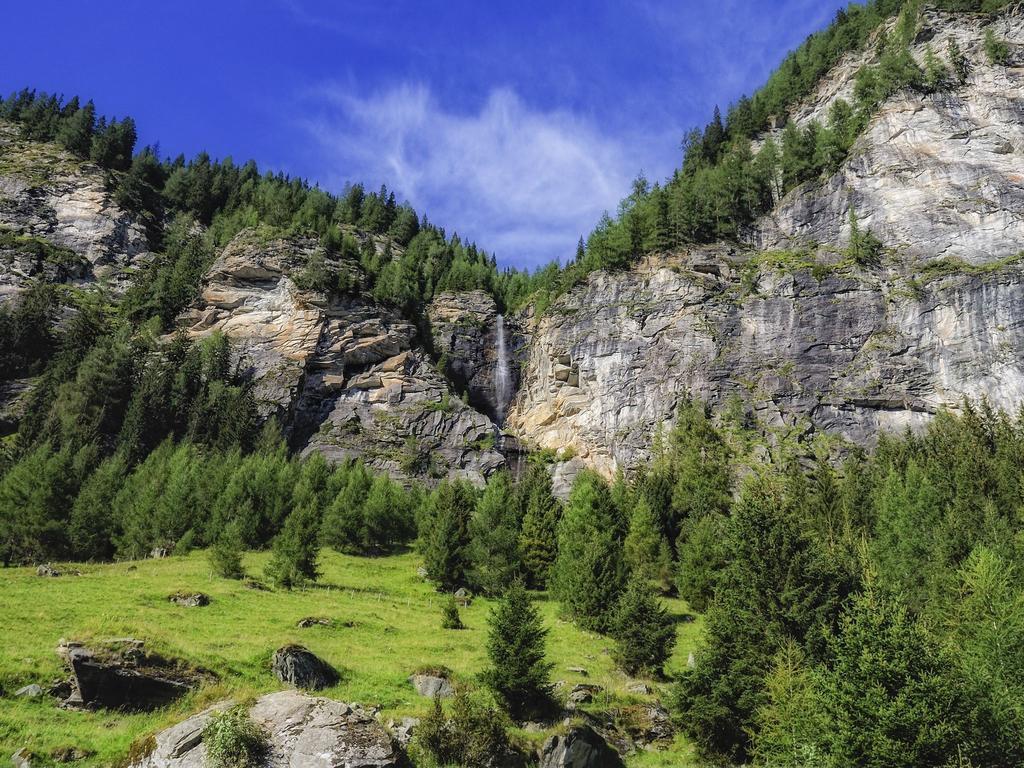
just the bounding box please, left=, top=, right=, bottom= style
left=301, top=84, right=669, bottom=268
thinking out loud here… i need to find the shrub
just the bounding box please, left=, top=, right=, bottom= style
left=984, top=28, right=1010, bottom=65
left=441, top=595, right=464, bottom=630
left=411, top=690, right=515, bottom=768
left=202, top=706, right=268, bottom=768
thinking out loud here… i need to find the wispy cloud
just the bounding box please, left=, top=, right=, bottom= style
left=300, top=84, right=672, bottom=268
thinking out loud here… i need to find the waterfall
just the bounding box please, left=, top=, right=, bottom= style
left=495, top=314, right=512, bottom=424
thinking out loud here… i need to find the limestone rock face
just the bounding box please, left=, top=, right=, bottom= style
left=428, top=289, right=526, bottom=423
left=509, top=248, right=1024, bottom=478
left=508, top=7, right=1024, bottom=479
left=183, top=229, right=504, bottom=484
left=754, top=7, right=1024, bottom=264
left=130, top=690, right=403, bottom=768
left=0, top=121, right=150, bottom=301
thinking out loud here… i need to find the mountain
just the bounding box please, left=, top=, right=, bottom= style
left=2, top=3, right=1022, bottom=491
left=511, top=4, right=1024, bottom=479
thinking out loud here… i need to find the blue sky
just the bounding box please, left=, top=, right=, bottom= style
left=0, top=0, right=849, bottom=268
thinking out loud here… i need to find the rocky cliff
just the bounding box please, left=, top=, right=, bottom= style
left=508, top=4, right=1024, bottom=478
left=755, top=6, right=1024, bottom=263
left=428, top=289, right=526, bottom=422
left=0, top=122, right=150, bottom=302
left=181, top=229, right=505, bottom=485
left=4, top=6, right=1024, bottom=485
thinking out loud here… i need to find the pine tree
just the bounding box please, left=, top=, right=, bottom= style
left=265, top=500, right=322, bottom=589
left=674, top=513, right=729, bottom=612
left=948, top=38, right=969, bottom=84
left=321, top=462, right=372, bottom=553
left=950, top=547, right=1024, bottom=764
left=624, top=496, right=672, bottom=588
left=481, top=582, right=554, bottom=718
left=422, top=480, right=476, bottom=590
left=68, top=454, right=126, bottom=561
left=467, top=472, right=520, bottom=595
left=847, top=206, right=882, bottom=266
left=441, top=595, right=464, bottom=630
left=612, top=573, right=676, bottom=677
left=551, top=471, right=625, bottom=633
left=209, top=521, right=246, bottom=579
left=750, top=640, right=825, bottom=767
left=923, top=44, right=948, bottom=91
left=818, top=587, right=977, bottom=767
left=55, top=99, right=95, bottom=157
left=517, top=464, right=561, bottom=589
left=673, top=477, right=851, bottom=763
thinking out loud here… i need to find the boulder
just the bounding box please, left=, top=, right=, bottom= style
left=539, top=725, right=624, bottom=768
left=387, top=716, right=419, bottom=748
left=271, top=645, right=339, bottom=691
left=296, top=616, right=332, bottom=629
left=566, top=683, right=602, bottom=708
left=167, top=592, right=209, bottom=608
left=10, top=748, right=32, bottom=768
left=14, top=684, right=43, bottom=698
left=57, top=639, right=209, bottom=711
left=128, top=690, right=403, bottom=767
left=36, top=564, right=60, bottom=577
left=409, top=671, right=454, bottom=699
left=626, top=682, right=652, bottom=696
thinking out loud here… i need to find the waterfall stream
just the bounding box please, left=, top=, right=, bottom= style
left=495, top=314, right=512, bottom=425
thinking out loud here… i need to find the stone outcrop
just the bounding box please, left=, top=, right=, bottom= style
left=0, top=121, right=150, bottom=301
left=428, top=289, right=526, bottom=422
left=509, top=247, right=1024, bottom=477
left=57, top=639, right=211, bottom=711
left=508, top=5, right=1024, bottom=479
left=182, top=229, right=505, bottom=485
left=409, top=670, right=454, bottom=699
left=129, top=690, right=403, bottom=768
left=754, top=7, right=1024, bottom=264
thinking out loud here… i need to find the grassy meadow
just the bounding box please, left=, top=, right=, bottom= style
left=0, top=549, right=703, bottom=766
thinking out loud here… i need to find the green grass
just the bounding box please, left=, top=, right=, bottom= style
left=0, top=550, right=704, bottom=766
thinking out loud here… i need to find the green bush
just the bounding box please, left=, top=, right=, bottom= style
left=441, top=595, right=464, bottom=630
left=984, top=28, right=1010, bottom=65
left=202, top=706, right=268, bottom=768
left=411, top=690, right=515, bottom=768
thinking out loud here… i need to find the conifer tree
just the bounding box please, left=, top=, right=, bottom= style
left=481, top=582, right=553, bottom=718
left=422, top=480, right=476, bottom=590
left=750, top=640, right=824, bottom=767
left=467, top=471, right=520, bottom=595
left=623, top=496, right=672, bottom=588
left=68, top=453, right=126, bottom=561
left=441, top=595, right=465, bottom=630
left=551, top=470, right=625, bottom=633
left=948, top=38, right=970, bottom=84
left=517, top=464, right=561, bottom=589
left=818, top=587, right=977, bottom=767
left=674, top=477, right=851, bottom=763
left=265, top=500, right=322, bottom=589
left=611, top=573, right=676, bottom=677
left=675, top=513, right=729, bottom=612
left=209, top=520, right=246, bottom=579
